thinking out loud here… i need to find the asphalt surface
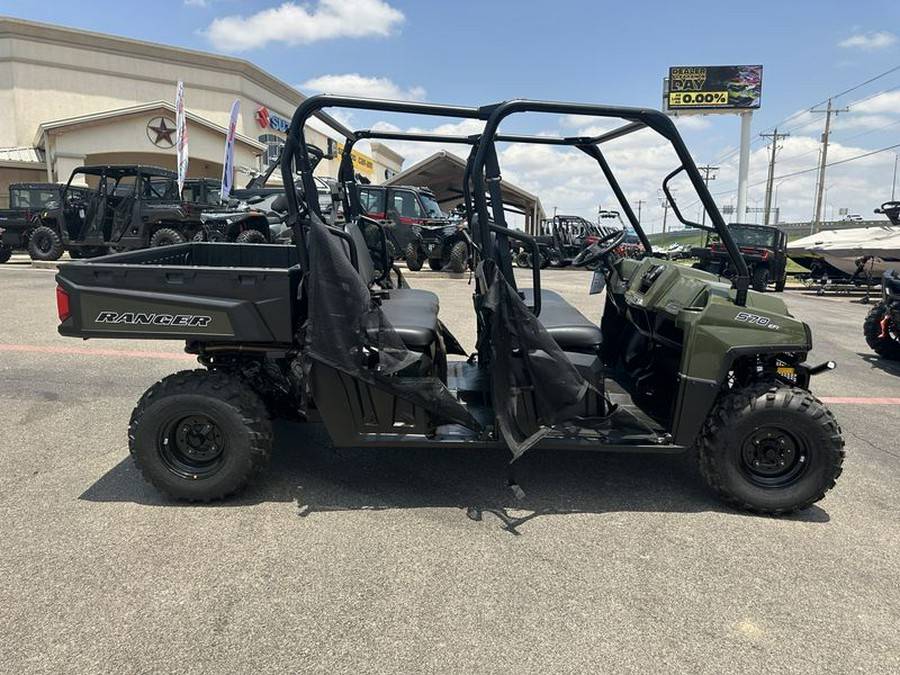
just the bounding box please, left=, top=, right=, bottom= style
left=1, top=253, right=898, bottom=674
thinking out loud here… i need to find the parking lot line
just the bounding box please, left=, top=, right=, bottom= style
left=0, top=343, right=193, bottom=360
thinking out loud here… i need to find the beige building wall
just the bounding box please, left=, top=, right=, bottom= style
left=0, top=17, right=403, bottom=191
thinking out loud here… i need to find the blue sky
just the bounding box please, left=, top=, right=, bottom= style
left=5, top=0, right=900, bottom=230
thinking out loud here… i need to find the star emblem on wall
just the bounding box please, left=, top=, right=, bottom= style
left=147, top=117, right=177, bottom=148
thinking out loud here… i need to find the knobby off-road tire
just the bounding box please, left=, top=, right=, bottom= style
left=752, top=267, right=769, bottom=292
left=697, top=382, right=844, bottom=515
left=0, top=245, right=11, bottom=264
left=428, top=258, right=444, bottom=271
left=150, top=227, right=186, bottom=247
left=547, top=250, right=565, bottom=268
left=863, top=302, right=900, bottom=360
left=774, top=272, right=787, bottom=292
left=129, top=369, right=273, bottom=501
left=235, top=229, right=268, bottom=244
left=448, top=240, right=468, bottom=273
left=404, top=242, right=423, bottom=271
left=27, top=225, right=63, bottom=261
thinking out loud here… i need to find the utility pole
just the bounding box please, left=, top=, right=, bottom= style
left=811, top=99, right=848, bottom=233
left=761, top=128, right=789, bottom=226
left=659, top=195, right=670, bottom=235
left=634, top=199, right=644, bottom=225
left=697, top=165, right=718, bottom=226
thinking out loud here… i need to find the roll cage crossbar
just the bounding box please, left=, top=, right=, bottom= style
left=281, top=95, right=751, bottom=306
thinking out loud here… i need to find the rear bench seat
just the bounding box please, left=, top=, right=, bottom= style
left=346, top=220, right=441, bottom=350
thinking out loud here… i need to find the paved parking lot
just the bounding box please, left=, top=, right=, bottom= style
left=1, top=255, right=898, bottom=674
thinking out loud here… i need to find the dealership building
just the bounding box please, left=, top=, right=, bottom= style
left=0, top=17, right=404, bottom=206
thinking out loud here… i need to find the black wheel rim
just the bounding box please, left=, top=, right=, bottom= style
left=740, top=425, right=808, bottom=487
left=158, top=414, right=226, bottom=479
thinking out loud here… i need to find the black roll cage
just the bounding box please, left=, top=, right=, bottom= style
left=281, top=95, right=751, bottom=307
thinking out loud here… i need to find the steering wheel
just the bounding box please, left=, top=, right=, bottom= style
left=572, top=229, right=626, bottom=268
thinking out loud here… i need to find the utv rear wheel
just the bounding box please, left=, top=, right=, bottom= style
left=27, top=226, right=63, bottom=261
left=515, top=251, right=532, bottom=268
left=547, top=250, right=564, bottom=268
left=150, top=227, right=186, bottom=247
left=752, top=267, right=769, bottom=292
left=0, top=245, right=12, bottom=263
left=128, top=369, right=272, bottom=501
left=448, top=240, right=468, bottom=273
left=775, top=272, right=787, bottom=292
left=405, top=243, right=423, bottom=271
left=235, top=229, right=267, bottom=244
left=697, top=383, right=844, bottom=515
left=863, top=302, right=900, bottom=360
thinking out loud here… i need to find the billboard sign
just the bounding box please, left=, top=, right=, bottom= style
left=667, top=65, right=762, bottom=110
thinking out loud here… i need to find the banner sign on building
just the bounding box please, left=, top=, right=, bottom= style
left=667, top=65, right=762, bottom=110
left=221, top=99, right=240, bottom=201
left=175, top=80, right=189, bottom=195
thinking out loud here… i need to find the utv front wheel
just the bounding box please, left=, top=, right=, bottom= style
left=129, top=369, right=272, bottom=501
left=863, top=302, right=900, bottom=360
left=0, top=245, right=12, bottom=264
left=697, top=383, right=844, bottom=515
left=150, top=227, right=186, bottom=247
left=28, top=226, right=63, bottom=261
left=448, top=240, right=468, bottom=273
left=404, top=243, right=423, bottom=271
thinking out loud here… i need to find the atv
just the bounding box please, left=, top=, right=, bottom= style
left=405, top=219, right=473, bottom=273
left=863, top=268, right=900, bottom=360
left=692, top=223, right=789, bottom=292
left=55, top=95, right=844, bottom=515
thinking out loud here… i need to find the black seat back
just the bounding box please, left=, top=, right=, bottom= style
left=346, top=220, right=378, bottom=285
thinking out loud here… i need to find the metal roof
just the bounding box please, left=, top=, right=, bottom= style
left=384, top=150, right=545, bottom=222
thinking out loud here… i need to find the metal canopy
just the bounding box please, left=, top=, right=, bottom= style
left=384, top=150, right=545, bottom=232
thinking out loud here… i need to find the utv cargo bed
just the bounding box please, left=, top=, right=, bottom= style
left=56, top=243, right=301, bottom=343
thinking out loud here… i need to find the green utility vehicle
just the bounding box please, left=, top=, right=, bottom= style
left=55, top=96, right=844, bottom=515
left=0, top=182, right=90, bottom=262
left=31, top=166, right=229, bottom=260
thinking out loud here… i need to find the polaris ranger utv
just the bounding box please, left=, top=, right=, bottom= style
left=32, top=165, right=214, bottom=260
left=692, top=223, right=789, bottom=292
left=55, top=96, right=844, bottom=515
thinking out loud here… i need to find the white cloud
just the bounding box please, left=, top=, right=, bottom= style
left=184, top=0, right=210, bottom=7
left=204, top=0, right=404, bottom=51
left=838, top=31, right=897, bottom=50
left=299, top=74, right=426, bottom=102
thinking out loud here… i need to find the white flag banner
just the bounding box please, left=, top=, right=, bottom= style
left=221, top=99, right=241, bottom=202
left=175, top=80, right=189, bottom=196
